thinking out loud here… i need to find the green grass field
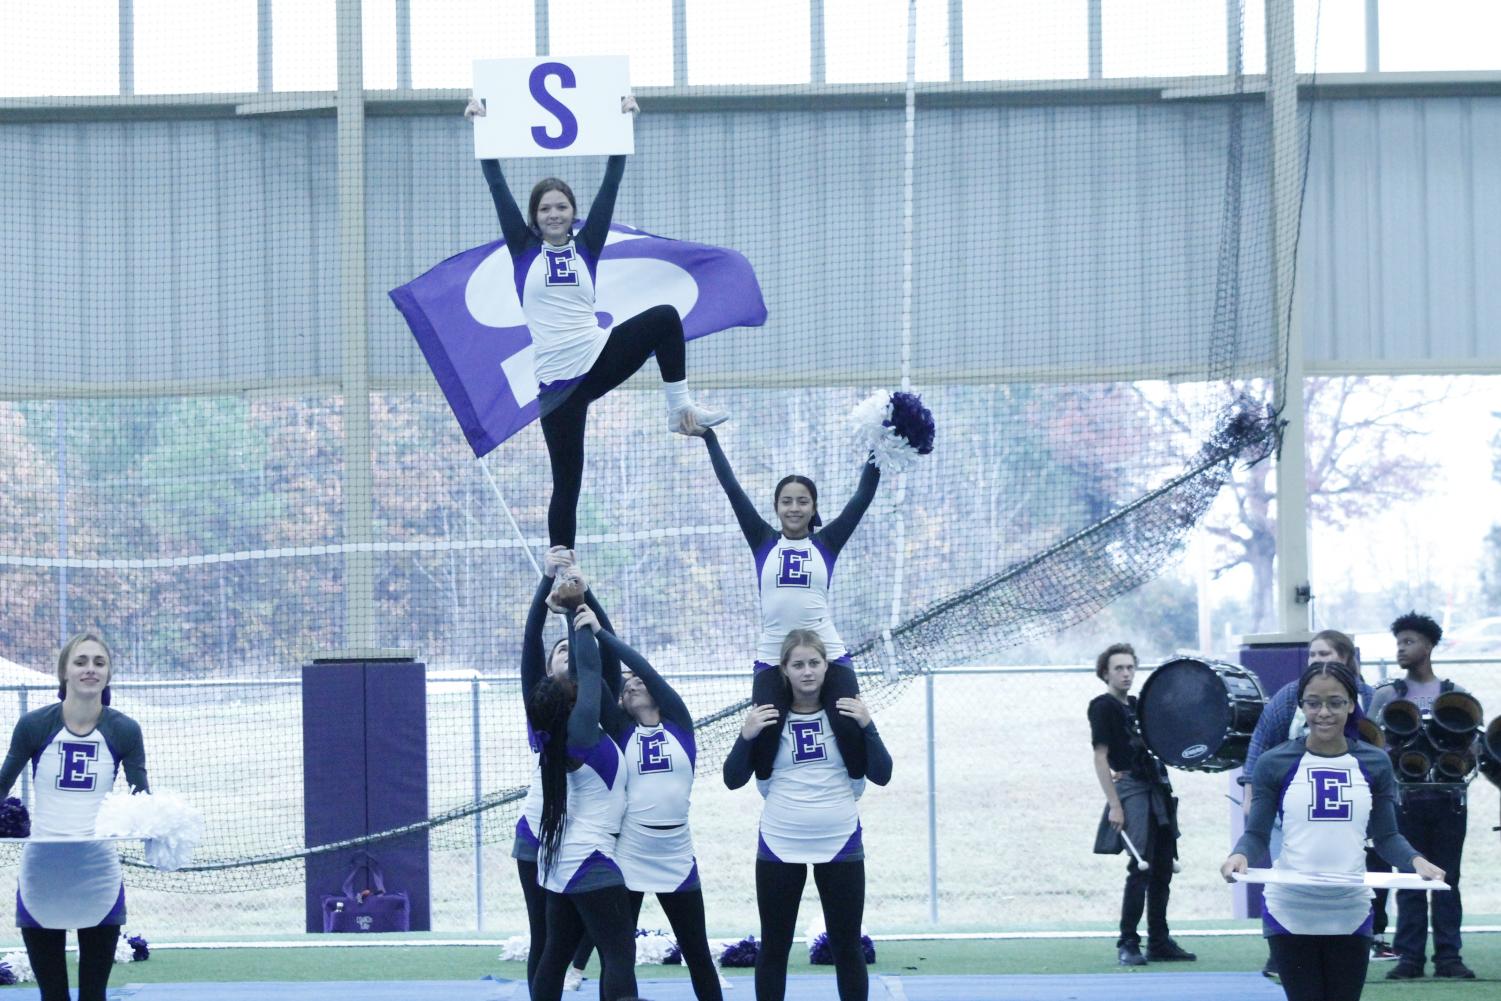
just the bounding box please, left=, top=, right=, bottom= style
left=2, top=930, right=1496, bottom=989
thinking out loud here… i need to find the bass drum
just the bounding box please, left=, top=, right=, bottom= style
left=1138, top=657, right=1267, bottom=772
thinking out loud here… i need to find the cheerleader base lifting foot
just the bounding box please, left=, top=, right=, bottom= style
left=668, top=403, right=729, bottom=436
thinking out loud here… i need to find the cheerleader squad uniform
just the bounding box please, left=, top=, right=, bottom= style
left=1235, top=737, right=1421, bottom=1001
left=597, top=630, right=723, bottom=1001
left=724, top=707, right=892, bottom=1001
left=482, top=156, right=695, bottom=549
left=515, top=573, right=620, bottom=991
left=701, top=429, right=881, bottom=779
left=528, top=619, right=637, bottom=1001
left=0, top=703, right=147, bottom=1001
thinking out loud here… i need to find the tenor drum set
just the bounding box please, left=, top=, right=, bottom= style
left=1134, top=655, right=1501, bottom=796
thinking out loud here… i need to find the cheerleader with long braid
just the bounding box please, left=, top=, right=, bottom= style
left=515, top=548, right=620, bottom=994
left=0, top=633, right=147, bottom=1001
left=1222, top=662, right=1446, bottom=1001
left=694, top=427, right=881, bottom=780
left=526, top=587, right=637, bottom=1001
left=465, top=96, right=726, bottom=549
left=724, top=629, right=893, bottom=1001
left=599, top=625, right=724, bottom=1000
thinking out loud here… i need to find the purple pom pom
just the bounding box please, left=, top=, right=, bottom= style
left=719, top=935, right=759, bottom=968
left=0, top=961, right=15, bottom=986
left=809, top=932, right=876, bottom=965
left=663, top=944, right=682, bottom=965
left=885, top=392, right=934, bottom=455
left=0, top=797, right=30, bottom=839
left=128, top=934, right=150, bottom=961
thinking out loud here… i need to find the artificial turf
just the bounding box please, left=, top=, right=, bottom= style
left=2, top=931, right=1496, bottom=987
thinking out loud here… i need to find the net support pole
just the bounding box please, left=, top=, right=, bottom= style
left=117, top=0, right=133, bottom=96
left=472, top=676, right=485, bottom=931
left=258, top=0, right=273, bottom=93
left=1266, top=0, right=1310, bottom=637
left=337, top=0, right=377, bottom=652
left=925, top=672, right=938, bottom=924
left=1365, top=0, right=1381, bottom=73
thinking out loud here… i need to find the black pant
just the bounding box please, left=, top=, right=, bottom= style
left=752, top=661, right=865, bottom=780
left=1266, top=934, right=1369, bottom=1001
left=540, top=304, right=687, bottom=548
left=1365, top=846, right=1390, bottom=937
left=531, top=885, right=639, bottom=1001
left=756, top=859, right=866, bottom=1001
left=21, top=925, right=120, bottom=1001
left=1392, top=794, right=1466, bottom=966
left=1118, top=825, right=1174, bottom=949
left=629, top=888, right=724, bottom=1001
left=517, top=859, right=598, bottom=989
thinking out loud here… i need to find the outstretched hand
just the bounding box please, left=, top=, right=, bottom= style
left=1220, top=853, right=1249, bottom=884
left=544, top=546, right=575, bottom=577
left=740, top=704, right=779, bottom=741
left=464, top=97, right=486, bottom=120
left=572, top=604, right=602, bottom=635
left=621, top=95, right=640, bottom=116
left=835, top=697, right=873, bottom=729
left=1412, top=856, right=1446, bottom=882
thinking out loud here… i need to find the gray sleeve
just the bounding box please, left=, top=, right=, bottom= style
left=1356, top=745, right=1419, bottom=870
left=1232, top=744, right=1298, bottom=860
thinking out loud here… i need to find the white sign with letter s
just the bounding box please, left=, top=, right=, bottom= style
left=472, top=56, right=634, bottom=159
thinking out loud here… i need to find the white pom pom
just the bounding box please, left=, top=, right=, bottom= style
left=499, top=934, right=531, bottom=963
left=802, top=916, right=826, bottom=949
left=1, top=950, right=34, bottom=983
left=849, top=390, right=921, bottom=473
left=94, top=789, right=205, bottom=871
left=633, top=929, right=678, bottom=965
left=113, top=935, right=134, bottom=964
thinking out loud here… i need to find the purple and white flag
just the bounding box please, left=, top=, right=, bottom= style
left=390, top=223, right=767, bottom=456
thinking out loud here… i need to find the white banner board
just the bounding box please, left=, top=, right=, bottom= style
left=1234, top=868, right=1450, bottom=890
left=472, top=56, right=633, bottom=159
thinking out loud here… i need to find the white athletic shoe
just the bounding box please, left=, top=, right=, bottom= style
left=562, top=966, right=584, bottom=991
left=668, top=404, right=729, bottom=436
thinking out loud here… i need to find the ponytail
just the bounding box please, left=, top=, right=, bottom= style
left=526, top=677, right=575, bottom=878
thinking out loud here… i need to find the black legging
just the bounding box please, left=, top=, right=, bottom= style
left=628, top=888, right=724, bottom=1001
left=518, top=859, right=602, bottom=988
left=530, top=884, right=639, bottom=1001
left=21, top=925, right=120, bottom=1001
left=541, top=304, right=687, bottom=548
left=1266, top=933, right=1370, bottom=1001
left=756, top=859, right=866, bottom=1001
left=1119, top=821, right=1175, bottom=949
left=751, top=661, right=865, bottom=780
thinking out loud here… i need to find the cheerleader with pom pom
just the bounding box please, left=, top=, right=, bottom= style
left=692, top=390, right=932, bottom=779
left=0, top=633, right=147, bottom=1001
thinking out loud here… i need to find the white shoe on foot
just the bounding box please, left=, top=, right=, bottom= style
left=562, top=966, right=584, bottom=991
left=669, top=404, right=728, bottom=436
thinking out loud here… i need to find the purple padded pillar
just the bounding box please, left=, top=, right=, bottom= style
left=1230, top=640, right=1309, bottom=919
left=303, top=658, right=430, bottom=932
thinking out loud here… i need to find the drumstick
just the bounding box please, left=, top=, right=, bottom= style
left=1120, top=830, right=1184, bottom=873
left=1120, top=830, right=1149, bottom=870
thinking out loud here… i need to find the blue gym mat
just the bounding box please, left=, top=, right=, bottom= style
left=111, top=971, right=1287, bottom=1000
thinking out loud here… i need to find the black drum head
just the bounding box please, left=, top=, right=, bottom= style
left=1139, top=658, right=1232, bottom=768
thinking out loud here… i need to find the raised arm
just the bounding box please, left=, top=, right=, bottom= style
left=597, top=630, right=692, bottom=731
left=577, top=154, right=626, bottom=261
left=582, top=586, right=622, bottom=698
left=814, top=459, right=881, bottom=555
left=702, top=429, right=776, bottom=551
left=480, top=159, right=532, bottom=257
left=566, top=616, right=606, bottom=759
left=520, top=573, right=554, bottom=696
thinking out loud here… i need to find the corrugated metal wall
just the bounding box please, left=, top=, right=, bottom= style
left=1300, top=96, right=1501, bottom=371
left=5, top=92, right=1497, bottom=394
